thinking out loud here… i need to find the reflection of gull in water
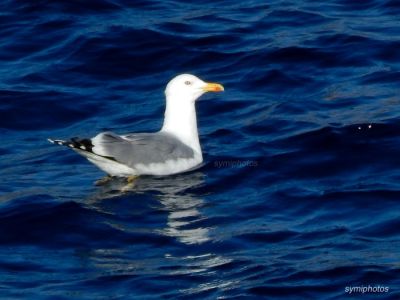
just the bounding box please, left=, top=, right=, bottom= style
left=158, top=189, right=209, bottom=245
left=84, top=173, right=236, bottom=295
left=88, top=172, right=210, bottom=245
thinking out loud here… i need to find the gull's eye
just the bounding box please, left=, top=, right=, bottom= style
left=184, top=81, right=192, bottom=85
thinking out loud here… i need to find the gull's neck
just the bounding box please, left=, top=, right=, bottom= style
left=161, top=94, right=202, bottom=156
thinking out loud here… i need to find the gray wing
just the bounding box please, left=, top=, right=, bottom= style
left=91, top=131, right=195, bottom=167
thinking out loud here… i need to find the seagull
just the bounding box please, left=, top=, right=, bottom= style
left=48, top=74, right=224, bottom=179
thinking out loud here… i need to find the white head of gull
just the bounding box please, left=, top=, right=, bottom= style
left=161, top=74, right=224, bottom=157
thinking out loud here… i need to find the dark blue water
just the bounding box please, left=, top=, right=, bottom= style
left=1, top=0, right=400, bottom=299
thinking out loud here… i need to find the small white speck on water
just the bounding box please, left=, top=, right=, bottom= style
left=368, top=124, right=372, bottom=129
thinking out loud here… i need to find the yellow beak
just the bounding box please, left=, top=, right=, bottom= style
left=203, top=82, right=224, bottom=92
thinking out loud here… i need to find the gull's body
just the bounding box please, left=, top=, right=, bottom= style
left=48, top=74, right=224, bottom=177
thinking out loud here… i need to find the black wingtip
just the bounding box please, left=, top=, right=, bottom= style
left=48, top=137, right=94, bottom=152
left=48, top=138, right=67, bottom=146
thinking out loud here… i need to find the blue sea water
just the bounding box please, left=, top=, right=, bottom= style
left=1, top=0, right=400, bottom=299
